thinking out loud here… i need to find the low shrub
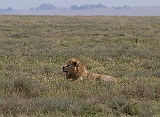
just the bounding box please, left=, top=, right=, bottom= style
left=120, top=78, right=159, bottom=100
left=108, top=96, right=138, bottom=116
left=13, top=77, right=45, bottom=98
left=137, top=102, right=155, bottom=117
left=34, top=97, right=72, bottom=114
left=0, top=98, right=35, bottom=116
left=2, top=76, right=47, bottom=98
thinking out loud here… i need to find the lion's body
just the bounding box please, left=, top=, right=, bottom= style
left=63, top=58, right=116, bottom=83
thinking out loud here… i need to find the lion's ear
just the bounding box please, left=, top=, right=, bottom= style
left=73, top=62, right=77, bottom=66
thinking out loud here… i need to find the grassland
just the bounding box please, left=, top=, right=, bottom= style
left=0, top=15, right=160, bottom=117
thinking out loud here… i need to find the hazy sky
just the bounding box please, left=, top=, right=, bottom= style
left=0, top=0, right=160, bottom=9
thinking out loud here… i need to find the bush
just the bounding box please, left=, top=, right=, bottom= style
left=34, top=97, right=72, bottom=114
left=138, top=102, right=155, bottom=117
left=120, top=79, right=159, bottom=100
left=14, top=77, right=48, bottom=98
left=1, top=76, right=47, bottom=98
left=108, top=96, right=138, bottom=116
left=0, top=98, right=35, bottom=116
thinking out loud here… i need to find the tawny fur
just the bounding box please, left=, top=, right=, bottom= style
left=63, top=58, right=117, bottom=83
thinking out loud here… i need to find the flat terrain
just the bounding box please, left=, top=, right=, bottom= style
left=0, top=15, right=160, bottom=116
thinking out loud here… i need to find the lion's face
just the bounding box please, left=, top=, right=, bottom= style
left=63, top=58, right=78, bottom=74
left=63, top=61, right=76, bottom=73
left=63, top=58, right=87, bottom=80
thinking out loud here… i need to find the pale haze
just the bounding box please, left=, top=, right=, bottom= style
left=0, top=0, right=160, bottom=9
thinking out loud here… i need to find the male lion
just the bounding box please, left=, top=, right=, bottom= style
left=63, top=58, right=116, bottom=82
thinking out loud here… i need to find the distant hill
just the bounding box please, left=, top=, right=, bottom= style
left=0, top=7, right=12, bottom=12
left=70, top=3, right=106, bottom=10
left=0, top=3, right=160, bottom=16
left=35, top=3, right=57, bottom=10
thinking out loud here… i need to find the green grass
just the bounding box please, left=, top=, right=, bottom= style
left=0, top=15, right=160, bottom=116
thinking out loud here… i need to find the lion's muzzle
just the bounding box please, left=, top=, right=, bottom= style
left=63, top=66, right=68, bottom=72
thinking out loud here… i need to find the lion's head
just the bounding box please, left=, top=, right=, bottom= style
left=63, top=58, right=87, bottom=80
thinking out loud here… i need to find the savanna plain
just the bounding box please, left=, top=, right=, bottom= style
left=0, top=15, right=160, bottom=117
